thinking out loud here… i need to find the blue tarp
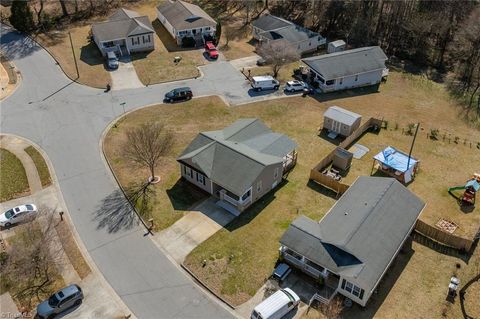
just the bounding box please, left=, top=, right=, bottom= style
left=466, top=179, right=480, bottom=191
left=373, top=146, right=418, bottom=173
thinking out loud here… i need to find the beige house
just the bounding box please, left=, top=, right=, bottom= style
left=157, top=0, right=216, bottom=46
left=177, top=119, right=297, bottom=215
left=92, top=8, right=154, bottom=57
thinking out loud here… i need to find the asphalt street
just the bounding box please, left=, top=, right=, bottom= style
left=0, top=25, right=261, bottom=319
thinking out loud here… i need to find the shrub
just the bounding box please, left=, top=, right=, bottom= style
left=394, top=122, right=399, bottom=130
left=430, top=128, right=439, bottom=140
left=454, top=136, right=460, bottom=144
left=406, top=123, right=416, bottom=135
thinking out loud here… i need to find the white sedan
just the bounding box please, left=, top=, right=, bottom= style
left=0, top=204, right=37, bottom=227
left=284, top=80, right=308, bottom=93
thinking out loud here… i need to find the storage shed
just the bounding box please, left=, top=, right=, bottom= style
left=323, top=106, right=362, bottom=137
left=328, top=40, right=346, bottom=53
left=332, top=147, right=353, bottom=172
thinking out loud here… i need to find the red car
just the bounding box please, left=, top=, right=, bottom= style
left=204, top=41, right=219, bottom=59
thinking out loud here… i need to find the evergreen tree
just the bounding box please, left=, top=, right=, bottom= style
left=215, top=21, right=222, bottom=42
left=9, top=0, right=35, bottom=32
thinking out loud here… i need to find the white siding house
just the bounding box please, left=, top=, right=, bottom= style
left=157, top=0, right=216, bottom=46
left=302, top=46, right=388, bottom=92
left=252, top=15, right=326, bottom=55
left=91, top=8, right=154, bottom=57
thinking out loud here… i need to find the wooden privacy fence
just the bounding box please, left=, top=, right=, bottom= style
left=415, top=219, right=474, bottom=252
left=310, top=117, right=383, bottom=196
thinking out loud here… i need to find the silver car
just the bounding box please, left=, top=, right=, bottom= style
left=0, top=204, right=37, bottom=227
left=36, top=284, right=83, bottom=319
left=106, top=51, right=119, bottom=70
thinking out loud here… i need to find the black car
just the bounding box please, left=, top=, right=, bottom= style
left=164, top=87, right=193, bottom=103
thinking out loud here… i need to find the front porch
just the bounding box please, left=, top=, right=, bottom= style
left=216, top=187, right=252, bottom=215
left=280, top=246, right=339, bottom=303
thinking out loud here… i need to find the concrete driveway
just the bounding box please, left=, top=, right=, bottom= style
left=154, top=197, right=235, bottom=263
left=110, top=57, right=144, bottom=90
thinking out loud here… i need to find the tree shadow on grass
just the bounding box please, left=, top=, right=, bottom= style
left=341, top=238, right=414, bottom=319
left=93, top=188, right=139, bottom=233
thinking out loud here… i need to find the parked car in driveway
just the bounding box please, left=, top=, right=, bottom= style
left=106, top=51, right=119, bottom=70
left=164, top=87, right=193, bottom=103
left=251, top=288, right=300, bottom=319
left=256, top=57, right=267, bottom=66
left=284, top=80, right=308, bottom=93
left=36, top=284, right=83, bottom=319
left=0, top=204, right=37, bottom=227
left=204, top=41, right=219, bottom=59
left=251, top=76, right=280, bottom=91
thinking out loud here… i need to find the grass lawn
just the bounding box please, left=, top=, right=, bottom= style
left=0, top=148, right=30, bottom=202
left=24, top=146, right=52, bottom=188
left=104, top=71, right=480, bottom=312
left=54, top=221, right=91, bottom=279
left=35, top=22, right=110, bottom=89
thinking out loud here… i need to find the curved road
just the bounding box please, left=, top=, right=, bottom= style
left=0, top=25, right=260, bottom=318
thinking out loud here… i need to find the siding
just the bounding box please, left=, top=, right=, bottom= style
left=126, top=33, right=154, bottom=53
left=157, top=10, right=176, bottom=40
left=180, top=164, right=213, bottom=194
left=251, top=163, right=283, bottom=202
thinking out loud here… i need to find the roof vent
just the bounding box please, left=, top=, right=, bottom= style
left=344, top=211, right=348, bottom=216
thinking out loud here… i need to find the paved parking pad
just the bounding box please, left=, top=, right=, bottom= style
left=154, top=197, right=235, bottom=263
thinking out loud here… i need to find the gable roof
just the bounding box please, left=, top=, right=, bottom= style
left=302, top=46, right=387, bottom=79
left=178, top=119, right=297, bottom=195
left=92, top=8, right=154, bottom=42
left=252, top=14, right=292, bottom=31
left=157, top=0, right=216, bottom=30
left=280, top=176, right=425, bottom=294
left=324, top=106, right=362, bottom=126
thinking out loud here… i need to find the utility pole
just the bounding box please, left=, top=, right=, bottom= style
left=407, top=122, right=420, bottom=169
left=68, top=32, right=79, bottom=79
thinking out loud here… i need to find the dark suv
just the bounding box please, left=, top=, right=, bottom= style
left=36, top=284, right=83, bottom=318
left=164, top=87, right=193, bottom=103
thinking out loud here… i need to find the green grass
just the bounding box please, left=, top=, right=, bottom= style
left=0, top=148, right=30, bottom=202
left=24, top=146, right=52, bottom=187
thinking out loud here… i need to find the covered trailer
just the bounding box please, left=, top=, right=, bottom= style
left=328, top=40, right=346, bottom=53
left=332, top=147, right=353, bottom=172
left=323, top=106, right=362, bottom=137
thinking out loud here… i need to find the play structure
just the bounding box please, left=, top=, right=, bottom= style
left=448, top=173, right=480, bottom=206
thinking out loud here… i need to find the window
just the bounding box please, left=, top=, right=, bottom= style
left=341, top=279, right=365, bottom=299
left=257, top=180, right=262, bottom=192
left=205, top=27, right=210, bottom=31
left=339, top=78, right=343, bottom=85
left=196, top=172, right=205, bottom=185
left=241, top=189, right=251, bottom=201
left=355, top=75, right=359, bottom=81
left=318, top=36, right=322, bottom=41
left=326, top=79, right=335, bottom=86
left=345, top=281, right=353, bottom=293
left=274, top=167, right=279, bottom=179
left=318, top=76, right=325, bottom=84
left=185, top=166, right=193, bottom=178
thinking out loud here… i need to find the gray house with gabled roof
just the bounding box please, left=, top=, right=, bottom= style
left=280, top=176, right=425, bottom=306
left=91, top=8, right=154, bottom=57
left=177, top=119, right=297, bottom=215
left=252, top=14, right=326, bottom=54
left=302, top=46, right=388, bottom=92
left=157, top=0, right=216, bottom=46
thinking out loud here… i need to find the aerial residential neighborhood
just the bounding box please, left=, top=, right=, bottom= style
left=0, top=1, right=479, bottom=319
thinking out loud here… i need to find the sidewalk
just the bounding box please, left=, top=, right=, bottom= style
left=0, top=134, right=134, bottom=319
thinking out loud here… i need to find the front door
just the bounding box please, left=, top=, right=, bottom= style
left=192, top=29, right=197, bottom=35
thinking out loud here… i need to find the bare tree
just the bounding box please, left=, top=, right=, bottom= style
left=122, top=122, right=174, bottom=184
left=1, top=209, right=64, bottom=309
left=223, top=26, right=236, bottom=49
left=317, top=296, right=344, bottom=319
left=256, top=40, right=300, bottom=78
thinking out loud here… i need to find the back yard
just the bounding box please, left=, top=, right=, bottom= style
left=104, top=71, right=480, bottom=317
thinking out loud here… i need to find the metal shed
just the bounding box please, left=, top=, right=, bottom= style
left=323, top=106, right=362, bottom=137
left=328, top=40, right=346, bottom=53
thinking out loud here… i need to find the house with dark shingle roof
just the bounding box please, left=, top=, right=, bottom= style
left=177, top=119, right=297, bottom=215
left=279, top=176, right=425, bottom=306
left=157, top=0, right=216, bottom=46
left=252, top=14, right=326, bottom=54
left=302, top=46, right=388, bottom=92
left=91, top=8, right=154, bottom=57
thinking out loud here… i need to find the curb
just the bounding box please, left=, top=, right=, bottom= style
left=181, top=263, right=236, bottom=310
left=0, top=133, right=136, bottom=319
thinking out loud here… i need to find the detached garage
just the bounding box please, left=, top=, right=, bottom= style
left=323, top=106, right=362, bottom=137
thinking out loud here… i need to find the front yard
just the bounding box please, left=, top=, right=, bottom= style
left=103, top=71, right=480, bottom=316
left=0, top=148, right=29, bottom=202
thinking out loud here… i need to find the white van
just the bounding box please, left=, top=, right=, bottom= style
left=251, top=75, right=280, bottom=91
left=251, top=288, right=300, bottom=319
